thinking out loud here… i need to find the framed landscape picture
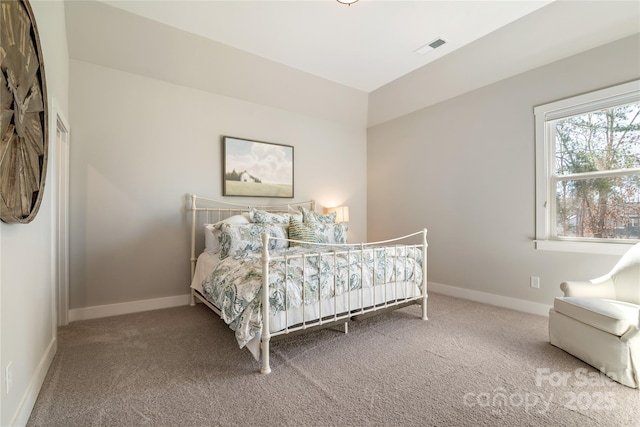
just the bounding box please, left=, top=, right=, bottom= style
left=222, top=136, right=294, bottom=198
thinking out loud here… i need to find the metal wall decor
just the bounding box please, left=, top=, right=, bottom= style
left=0, top=0, right=49, bottom=223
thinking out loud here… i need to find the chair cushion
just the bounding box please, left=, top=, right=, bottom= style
left=553, top=297, right=639, bottom=336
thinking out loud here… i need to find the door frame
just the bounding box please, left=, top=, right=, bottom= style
left=50, top=98, right=70, bottom=326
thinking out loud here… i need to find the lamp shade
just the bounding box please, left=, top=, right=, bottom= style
left=324, top=206, right=350, bottom=223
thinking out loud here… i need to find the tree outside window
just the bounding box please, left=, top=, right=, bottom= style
left=535, top=81, right=640, bottom=249
left=554, top=103, right=640, bottom=239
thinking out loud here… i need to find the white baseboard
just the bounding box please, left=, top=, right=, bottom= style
left=428, top=281, right=552, bottom=317
left=68, top=294, right=191, bottom=322
left=67, top=285, right=550, bottom=323
left=67, top=284, right=549, bottom=323
left=11, top=337, right=57, bottom=427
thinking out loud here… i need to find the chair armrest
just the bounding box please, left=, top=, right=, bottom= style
left=559, top=280, right=616, bottom=298
left=621, top=326, right=639, bottom=343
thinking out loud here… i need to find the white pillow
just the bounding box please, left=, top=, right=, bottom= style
left=288, top=205, right=304, bottom=223
left=204, top=213, right=250, bottom=253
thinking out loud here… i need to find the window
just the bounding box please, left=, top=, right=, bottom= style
left=535, top=80, right=640, bottom=254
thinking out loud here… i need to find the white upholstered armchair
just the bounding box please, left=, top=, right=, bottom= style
left=548, top=243, right=640, bottom=388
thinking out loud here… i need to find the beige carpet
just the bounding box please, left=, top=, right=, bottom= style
left=28, top=293, right=639, bottom=426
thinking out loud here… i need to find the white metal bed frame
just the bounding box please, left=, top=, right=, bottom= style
left=189, top=194, right=428, bottom=374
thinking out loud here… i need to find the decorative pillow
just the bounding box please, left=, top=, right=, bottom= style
left=249, top=207, right=291, bottom=225
left=288, top=217, right=319, bottom=246
left=297, top=206, right=336, bottom=225
left=288, top=205, right=304, bottom=222
left=204, top=214, right=250, bottom=253
left=313, top=222, right=348, bottom=245
left=218, top=223, right=289, bottom=259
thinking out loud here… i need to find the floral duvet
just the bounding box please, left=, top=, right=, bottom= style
left=201, top=245, right=424, bottom=349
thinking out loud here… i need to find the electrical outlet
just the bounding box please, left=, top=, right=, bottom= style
left=530, top=276, right=540, bottom=289
left=5, top=361, right=13, bottom=394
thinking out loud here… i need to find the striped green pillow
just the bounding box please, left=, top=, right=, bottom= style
left=288, top=217, right=318, bottom=246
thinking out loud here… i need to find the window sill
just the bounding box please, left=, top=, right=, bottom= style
left=534, top=240, right=635, bottom=256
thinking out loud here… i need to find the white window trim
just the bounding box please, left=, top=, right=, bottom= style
left=534, top=80, right=640, bottom=255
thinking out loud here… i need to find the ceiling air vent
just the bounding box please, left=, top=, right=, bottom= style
left=429, top=38, right=446, bottom=49
left=414, top=37, right=447, bottom=55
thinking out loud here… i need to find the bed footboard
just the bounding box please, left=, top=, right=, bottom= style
left=422, top=228, right=428, bottom=321
left=261, top=233, right=272, bottom=374
left=258, top=228, right=428, bottom=374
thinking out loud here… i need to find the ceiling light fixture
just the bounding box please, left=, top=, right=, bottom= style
left=337, top=0, right=358, bottom=5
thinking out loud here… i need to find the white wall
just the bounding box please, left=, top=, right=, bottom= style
left=68, top=60, right=367, bottom=311
left=367, top=35, right=640, bottom=312
left=0, top=1, right=69, bottom=425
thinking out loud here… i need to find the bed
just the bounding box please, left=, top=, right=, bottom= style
left=189, top=194, right=428, bottom=373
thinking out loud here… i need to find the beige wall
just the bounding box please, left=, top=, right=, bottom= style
left=64, top=0, right=368, bottom=128
left=368, top=0, right=640, bottom=127
left=367, top=35, right=640, bottom=310
left=68, top=60, right=367, bottom=310
left=64, top=1, right=369, bottom=313
left=0, top=1, right=69, bottom=425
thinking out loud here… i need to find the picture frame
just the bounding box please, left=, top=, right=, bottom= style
left=222, top=136, right=294, bottom=198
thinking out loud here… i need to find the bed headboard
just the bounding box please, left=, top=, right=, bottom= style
left=189, top=194, right=315, bottom=279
